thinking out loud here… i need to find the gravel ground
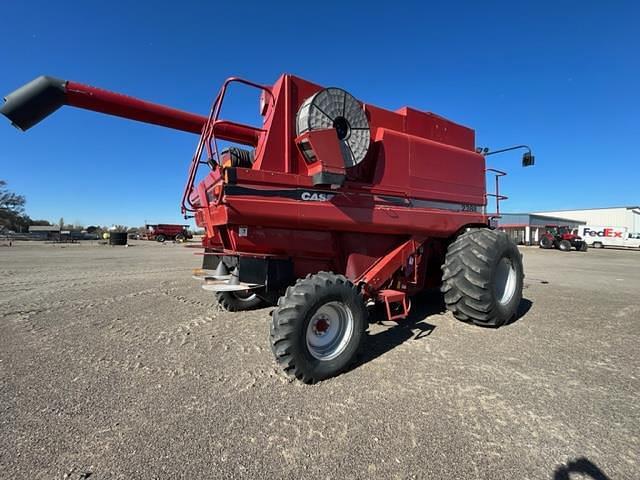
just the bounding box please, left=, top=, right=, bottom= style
left=0, top=241, right=638, bottom=479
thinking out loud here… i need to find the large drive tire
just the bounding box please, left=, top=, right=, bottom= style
left=559, top=240, right=572, bottom=251
left=215, top=290, right=264, bottom=312
left=578, top=242, right=588, bottom=252
left=156, top=234, right=166, bottom=243
left=175, top=233, right=186, bottom=243
left=442, top=229, right=524, bottom=327
left=270, top=272, right=367, bottom=383
left=539, top=235, right=553, bottom=249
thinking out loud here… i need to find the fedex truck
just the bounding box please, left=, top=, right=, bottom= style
left=578, top=226, right=640, bottom=249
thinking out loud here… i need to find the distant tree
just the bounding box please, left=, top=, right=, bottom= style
left=12, top=215, right=31, bottom=232
left=0, top=180, right=25, bottom=215
left=0, top=180, right=27, bottom=231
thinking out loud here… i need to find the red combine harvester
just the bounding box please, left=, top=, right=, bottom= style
left=2, top=75, right=534, bottom=382
left=539, top=225, right=587, bottom=252
left=145, top=224, right=192, bottom=243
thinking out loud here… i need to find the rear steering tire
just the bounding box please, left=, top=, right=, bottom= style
left=270, top=272, right=367, bottom=383
left=156, top=234, right=166, bottom=243
left=442, top=228, right=524, bottom=327
left=215, top=290, right=264, bottom=312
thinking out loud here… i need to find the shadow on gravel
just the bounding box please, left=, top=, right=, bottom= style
left=350, top=290, right=442, bottom=370
left=553, top=457, right=610, bottom=480
left=351, top=292, right=534, bottom=372
left=504, top=298, right=533, bottom=327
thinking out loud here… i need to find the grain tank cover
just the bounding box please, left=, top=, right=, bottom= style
left=296, top=88, right=370, bottom=167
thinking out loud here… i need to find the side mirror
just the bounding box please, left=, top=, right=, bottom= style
left=522, top=152, right=535, bottom=167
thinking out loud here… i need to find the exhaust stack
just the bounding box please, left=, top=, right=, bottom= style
left=1, top=75, right=208, bottom=134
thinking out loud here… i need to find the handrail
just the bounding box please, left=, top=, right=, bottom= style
left=485, top=168, right=507, bottom=217
left=181, top=77, right=274, bottom=214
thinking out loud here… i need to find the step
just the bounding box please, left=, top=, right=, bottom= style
left=377, top=289, right=410, bottom=321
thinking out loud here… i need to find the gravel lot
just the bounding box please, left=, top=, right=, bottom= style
left=1, top=241, right=638, bottom=479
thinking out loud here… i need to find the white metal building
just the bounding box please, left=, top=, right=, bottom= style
left=496, top=213, right=585, bottom=245
left=532, top=206, right=640, bottom=233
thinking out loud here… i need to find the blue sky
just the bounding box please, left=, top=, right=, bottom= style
left=1, top=1, right=638, bottom=226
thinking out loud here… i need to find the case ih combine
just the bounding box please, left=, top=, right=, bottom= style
left=144, top=224, right=192, bottom=243
left=2, top=74, right=533, bottom=383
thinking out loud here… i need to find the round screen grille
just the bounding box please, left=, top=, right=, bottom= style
left=296, top=88, right=370, bottom=167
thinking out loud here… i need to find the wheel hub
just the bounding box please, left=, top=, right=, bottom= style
left=306, top=302, right=354, bottom=361
left=313, top=317, right=331, bottom=335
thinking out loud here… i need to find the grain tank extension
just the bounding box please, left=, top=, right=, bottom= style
left=2, top=74, right=533, bottom=383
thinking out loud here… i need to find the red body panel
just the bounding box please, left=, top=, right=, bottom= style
left=372, top=128, right=485, bottom=205
left=187, top=74, right=489, bottom=289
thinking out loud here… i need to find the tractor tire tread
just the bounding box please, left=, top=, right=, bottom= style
left=215, top=291, right=264, bottom=312
left=270, top=272, right=367, bottom=384
left=441, top=228, right=524, bottom=327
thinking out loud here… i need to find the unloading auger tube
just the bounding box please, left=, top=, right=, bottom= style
left=0, top=76, right=208, bottom=133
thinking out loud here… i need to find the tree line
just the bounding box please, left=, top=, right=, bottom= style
left=0, top=180, right=53, bottom=232
left=1, top=180, right=200, bottom=235
left=1, top=180, right=101, bottom=233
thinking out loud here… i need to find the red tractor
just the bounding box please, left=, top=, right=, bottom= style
left=1, top=74, right=534, bottom=383
left=539, top=225, right=587, bottom=252
left=145, top=224, right=192, bottom=243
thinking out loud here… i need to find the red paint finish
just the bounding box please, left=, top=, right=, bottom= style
left=218, top=195, right=483, bottom=236
left=297, top=129, right=347, bottom=183
left=65, top=81, right=207, bottom=133
left=185, top=73, right=491, bottom=295
left=357, top=237, right=425, bottom=292
left=372, top=128, right=485, bottom=205
left=395, top=107, right=475, bottom=151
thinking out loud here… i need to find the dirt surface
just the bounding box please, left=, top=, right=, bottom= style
left=1, top=241, right=638, bottom=479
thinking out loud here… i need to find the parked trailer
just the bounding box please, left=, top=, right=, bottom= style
left=1, top=74, right=534, bottom=383
left=579, top=226, right=640, bottom=249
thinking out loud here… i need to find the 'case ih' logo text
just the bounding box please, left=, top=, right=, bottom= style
left=301, top=192, right=335, bottom=202
left=583, top=227, right=623, bottom=238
